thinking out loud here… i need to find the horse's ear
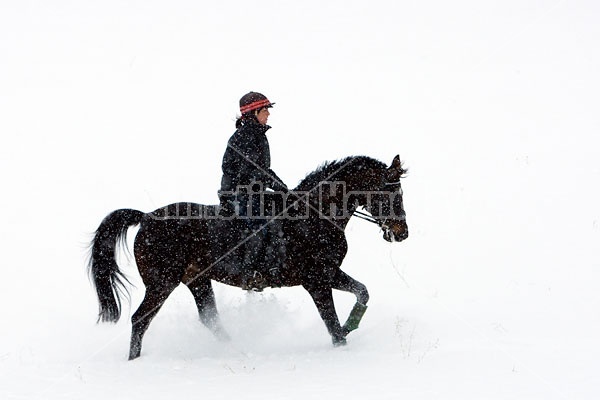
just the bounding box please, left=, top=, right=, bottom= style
left=385, top=155, right=403, bottom=182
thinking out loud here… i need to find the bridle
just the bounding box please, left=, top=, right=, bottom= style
left=352, top=179, right=405, bottom=236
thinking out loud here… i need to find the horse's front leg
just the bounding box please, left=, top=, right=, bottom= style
left=305, top=285, right=347, bottom=346
left=332, top=270, right=369, bottom=335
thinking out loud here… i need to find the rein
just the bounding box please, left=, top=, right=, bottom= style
left=352, top=209, right=380, bottom=225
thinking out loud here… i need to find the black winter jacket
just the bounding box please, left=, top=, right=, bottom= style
left=220, top=119, right=287, bottom=196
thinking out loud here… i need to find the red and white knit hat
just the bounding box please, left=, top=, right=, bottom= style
left=239, top=92, right=275, bottom=114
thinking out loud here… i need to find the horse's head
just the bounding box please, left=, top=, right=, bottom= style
left=364, top=155, right=409, bottom=243
left=294, top=154, right=408, bottom=242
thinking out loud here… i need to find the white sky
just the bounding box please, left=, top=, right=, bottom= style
left=3, top=1, right=598, bottom=209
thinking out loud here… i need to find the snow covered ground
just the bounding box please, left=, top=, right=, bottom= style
left=1, top=1, right=599, bottom=399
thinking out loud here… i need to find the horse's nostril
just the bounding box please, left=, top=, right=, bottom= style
left=393, top=230, right=408, bottom=242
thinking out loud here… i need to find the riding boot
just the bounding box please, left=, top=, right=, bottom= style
left=264, top=221, right=287, bottom=287
left=270, top=237, right=287, bottom=287
left=241, top=228, right=266, bottom=291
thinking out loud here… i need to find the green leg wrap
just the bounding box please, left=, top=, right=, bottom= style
left=342, top=302, right=368, bottom=333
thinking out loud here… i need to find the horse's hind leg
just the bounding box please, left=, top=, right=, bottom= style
left=184, top=278, right=230, bottom=341
left=129, top=282, right=178, bottom=360
left=332, top=270, right=369, bottom=334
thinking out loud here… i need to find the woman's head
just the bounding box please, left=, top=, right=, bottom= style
left=237, top=91, right=275, bottom=127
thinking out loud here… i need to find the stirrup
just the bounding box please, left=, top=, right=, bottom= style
left=252, top=271, right=264, bottom=288
left=243, top=271, right=265, bottom=292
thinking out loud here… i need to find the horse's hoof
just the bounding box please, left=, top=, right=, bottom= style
left=333, top=337, right=347, bottom=347
left=216, top=329, right=231, bottom=342
left=128, top=348, right=141, bottom=360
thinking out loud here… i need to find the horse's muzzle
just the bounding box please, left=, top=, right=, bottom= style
left=383, top=221, right=409, bottom=243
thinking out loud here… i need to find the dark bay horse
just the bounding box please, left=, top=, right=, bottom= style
left=88, top=155, right=408, bottom=360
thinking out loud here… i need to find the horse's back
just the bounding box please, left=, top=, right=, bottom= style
left=144, top=202, right=218, bottom=220
left=133, top=202, right=215, bottom=281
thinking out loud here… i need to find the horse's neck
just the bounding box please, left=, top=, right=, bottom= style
left=328, top=173, right=376, bottom=230
left=303, top=194, right=359, bottom=232
left=333, top=214, right=354, bottom=231
left=295, top=161, right=381, bottom=230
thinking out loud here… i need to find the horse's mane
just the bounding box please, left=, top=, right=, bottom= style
left=294, top=156, right=387, bottom=192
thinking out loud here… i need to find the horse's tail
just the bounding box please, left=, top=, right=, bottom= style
left=88, top=209, right=145, bottom=323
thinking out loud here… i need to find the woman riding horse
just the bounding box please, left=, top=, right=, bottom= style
left=219, top=91, right=289, bottom=290
left=89, top=154, right=408, bottom=360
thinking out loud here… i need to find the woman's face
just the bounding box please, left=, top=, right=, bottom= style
left=255, top=107, right=270, bottom=125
